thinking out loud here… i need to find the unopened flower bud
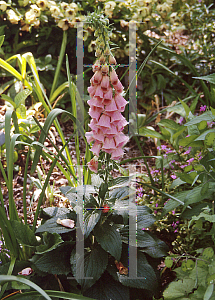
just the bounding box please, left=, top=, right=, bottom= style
left=95, top=48, right=102, bottom=57
left=109, top=55, right=116, bottom=65
left=99, top=54, right=106, bottom=64
left=101, top=64, right=109, bottom=75
left=104, top=47, right=110, bottom=56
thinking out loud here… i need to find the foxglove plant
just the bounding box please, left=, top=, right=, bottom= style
left=85, top=14, right=129, bottom=173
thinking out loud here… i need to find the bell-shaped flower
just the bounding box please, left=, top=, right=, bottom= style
left=89, top=106, right=103, bottom=121
left=90, top=70, right=102, bottom=85
left=111, top=147, right=124, bottom=160
left=87, top=156, right=98, bottom=173
left=94, top=85, right=104, bottom=99
left=114, top=93, right=128, bottom=112
left=97, top=114, right=111, bottom=129
left=91, top=141, right=102, bottom=156
left=101, top=75, right=110, bottom=92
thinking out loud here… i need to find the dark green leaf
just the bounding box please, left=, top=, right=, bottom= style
left=70, top=244, right=108, bottom=291
left=138, top=127, right=164, bottom=140
left=34, top=243, right=72, bottom=275
left=185, top=111, right=215, bottom=126
left=10, top=220, right=39, bottom=247
left=84, top=210, right=101, bottom=238
left=158, top=119, right=181, bottom=130
left=36, top=218, right=75, bottom=234
left=84, top=271, right=129, bottom=300
left=94, top=222, right=122, bottom=261
left=35, top=232, right=63, bottom=254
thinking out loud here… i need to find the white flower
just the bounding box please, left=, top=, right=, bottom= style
left=50, top=5, right=63, bottom=18
left=36, top=0, right=48, bottom=11
left=30, top=4, right=41, bottom=17
left=65, top=8, right=75, bottom=19
left=69, top=3, right=78, bottom=12
left=60, top=2, right=69, bottom=10
left=7, top=9, right=20, bottom=24
left=0, top=1, right=7, bottom=11
left=57, top=19, right=70, bottom=30
left=25, top=10, right=37, bottom=23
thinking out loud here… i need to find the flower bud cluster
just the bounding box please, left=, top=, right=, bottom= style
left=86, top=53, right=129, bottom=160
left=0, top=0, right=81, bottom=32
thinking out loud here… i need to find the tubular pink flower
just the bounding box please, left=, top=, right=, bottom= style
left=114, top=94, right=128, bottom=112
left=87, top=97, right=104, bottom=109
left=111, top=147, right=124, bottom=160
left=102, top=137, right=116, bottom=150
left=91, top=142, right=102, bottom=156
left=87, top=156, right=98, bottom=173
left=114, top=80, right=124, bottom=93
left=89, top=106, right=103, bottom=121
left=88, top=85, right=97, bottom=97
left=110, top=69, right=118, bottom=85
left=97, top=114, right=111, bottom=129
left=90, top=70, right=102, bottom=85
left=105, top=99, right=118, bottom=112
left=94, top=85, right=104, bottom=99
left=101, top=75, right=110, bottom=92
left=114, top=133, right=129, bottom=148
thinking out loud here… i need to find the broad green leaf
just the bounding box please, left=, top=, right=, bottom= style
left=205, top=132, right=215, bottom=147
left=138, top=127, right=165, bottom=140
left=185, top=111, right=215, bottom=126
left=163, top=278, right=195, bottom=299
left=204, top=283, right=214, bottom=300
left=117, top=250, right=157, bottom=291
left=35, top=232, right=63, bottom=254
left=94, top=222, right=122, bottom=261
left=140, top=234, right=168, bottom=258
left=34, top=243, right=72, bottom=275
left=10, top=220, right=39, bottom=247
left=179, top=135, right=199, bottom=146
left=70, top=244, right=108, bottom=291
left=83, top=272, right=129, bottom=300
left=120, top=227, right=157, bottom=248
left=36, top=218, right=75, bottom=234
left=158, top=119, right=181, bottom=130
left=84, top=210, right=101, bottom=238
left=189, top=265, right=208, bottom=287
left=165, top=257, right=174, bottom=268
left=40, top=207, right=71, bottom=219
left=14, top=89, right=32, bottom=107
left=109, top=176, right=130, bottom=187
left=0, top=275, right=52, bottom=300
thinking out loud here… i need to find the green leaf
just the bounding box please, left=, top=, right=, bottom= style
left=84, top=210, right=101, bottom=238
left=40, top=207, right=71, bottom=219
left=14, top=89, right=32, bottom=107
left=179, top=135, right=199, bottom=146
left=36, top=218, right=75, bottom=234
left=10, top=220, right=39, bottom=247
left=204, top=284, right=214, bottom=300
left=34, top=243, right=72, bottom=275
left=198, top=120, right=208, bottom=130
left=140, top=234, right=168, bottom=258
left=158, top=119, right=181, bottom=130
left=84, top=272, right=129, bottom=300
left=35, top=232, right=63, bottom=254
left=165, top=257, right=174, bottom=268
left=138, top=127, right=164, bottom=140
left=70, top=244, right=108, bottom=291
left=185, top=111, right=215, bottom=126
left=120, top=227, right=157, bottom=248
left=117, top=250, right=157, bottom=291
left=205, top=132, right=215, bottom=147
left=0, top=35, right=4, bottom=48
left=163, top=278, right=195, bottom=299
left=109, top=176, right=130, bottom=187
left=94, top=222, right=122, bottom=261
left=0, top=275, right=52, bottom=300
left=194, top=74, right=215, bottom=85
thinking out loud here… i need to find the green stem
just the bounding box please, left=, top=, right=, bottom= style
left=50, top=31, right=67, bottom=98
left=23, top=150, right=30, bottom=225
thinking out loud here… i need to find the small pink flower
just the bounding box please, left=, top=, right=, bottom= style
left=114, top=93, right=128, bottom=112
left=91, top=142, right=102, bottom=156
left=94, top=85, right=104, bottom=99
left=97, top=114, right=111, bottom=128
left=171, top=174, right=177, bottom=179
left=200, top=105, right=206, bottom=112
left=110, top=69, right=118, bottom=85
left=87, top=156, right=98, bottom=173
left=111, top=147, right=124, bottom=160
left=89, top=106, right=103, bottom=121
left=90, top=70, right=102, bottom=85
left=101, top=75, right=110, bottom=91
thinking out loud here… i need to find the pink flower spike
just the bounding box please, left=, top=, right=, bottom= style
left=97, top=114, right=111, bottom=128
left=91, top=142, right=102, bottom=156
left=111, top=147, right=124, bottom=160
left=110, top=69, right=118, bottom=85
left=104, top=88, right=113, bottom=101
left=87, top=156, right=98, bottom=173
left=101, top=75, right=110, bottom=92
